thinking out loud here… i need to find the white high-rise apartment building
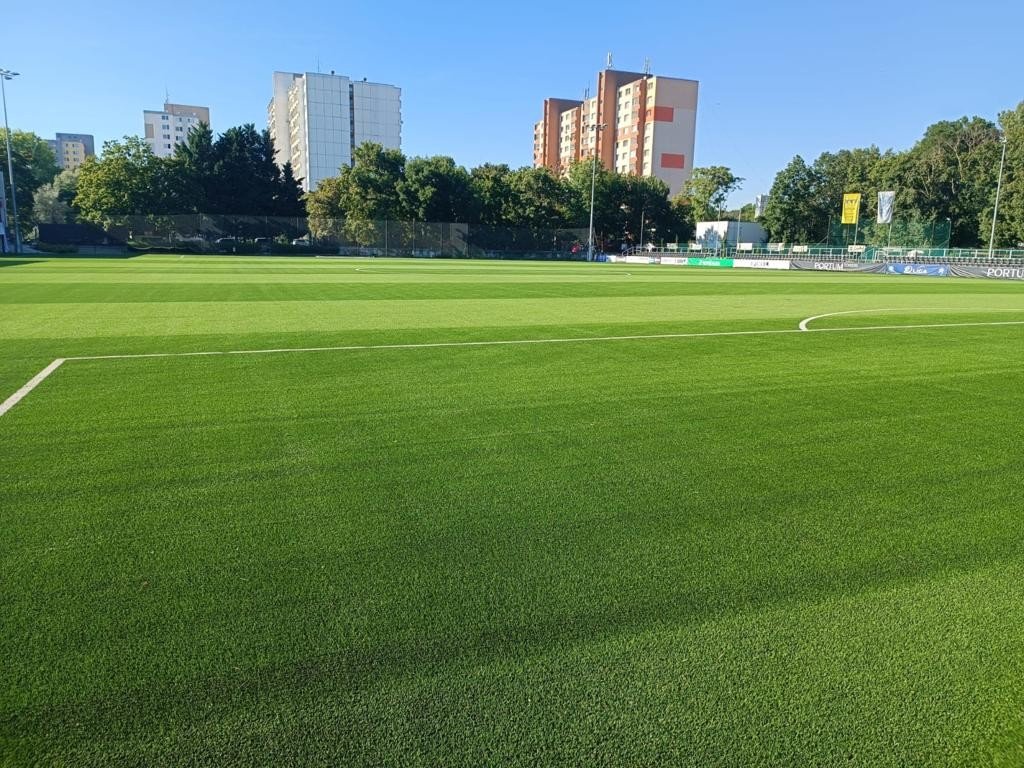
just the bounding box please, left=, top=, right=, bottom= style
left=144, top=102, right=211, bottom=158
left=268, top=71, right=401, bottom=192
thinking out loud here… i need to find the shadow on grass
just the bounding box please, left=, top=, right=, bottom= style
left=7, top=532, right=1024, bottom=764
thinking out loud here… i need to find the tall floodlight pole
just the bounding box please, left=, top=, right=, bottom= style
left=987, top=137, right=1011, bottom=260
left=587, top=123, right=605, bottom=262
left=0, top=69, right=21, bottom=254
left=638, top=207, right=646, bottom=253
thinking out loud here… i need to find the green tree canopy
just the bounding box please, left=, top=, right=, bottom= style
left=994, top=103, right=1024, bottom=248
left=901, top=117, right=1001, bottom=246
left=680, top=166, right=743, bottom=222
left=72, top=124, right=304, bottom=229
left=468, top=164, right=514, bottom=225
left=74, top=137, right=169, bottom=228
left=760, top=107, right=1018, bottom=248
left=308, top=147, right=691, bottom=250
left=208, top=125, right=285, bottom=215
left=398, top=156, right=475, bottom=223
left=1, top=129, right=60, bottom=228
left=31, top=168, right=79, bottom=225
left=761, top=156, right=823, bottom=243
left=305, top=142, right=406, bottom=243
left=507, top=166, right=573, bottom=231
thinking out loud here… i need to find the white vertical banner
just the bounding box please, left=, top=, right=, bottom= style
left=877, top=191, right=895, bottom=224
left=754, top=194, right=768, bottom=218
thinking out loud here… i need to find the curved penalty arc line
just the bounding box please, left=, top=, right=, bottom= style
left=799, top=307, right=1024, bottom=332
left=800, top=308, right=918, bottom=332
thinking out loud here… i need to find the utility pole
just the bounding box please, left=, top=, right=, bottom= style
left=587, top=124, right=605, bottom=262
left=989, top=136, right=1008, bottom=259
left=736, top=203, right=743, bottom=253
left=638, top=206, right=646, bottom=254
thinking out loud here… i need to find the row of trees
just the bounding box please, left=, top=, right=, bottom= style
left=72, top=124, right=304, bottom=228
left=12, top=100, right=1023, bottom=250
left=761, top=102, right=1024, bottom=248
left=306, top=142, right=699, bottom=248
left=12, top=126, right=710, bottom=251
left=1, top=124, right=305, bottom=235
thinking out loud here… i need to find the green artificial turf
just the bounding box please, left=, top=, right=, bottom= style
left=2, top=255, right=1024, bottom=766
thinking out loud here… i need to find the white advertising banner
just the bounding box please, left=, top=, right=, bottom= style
left=877, top=191, right=896, bottom=224
left=733, top=259, right=791, bottom=270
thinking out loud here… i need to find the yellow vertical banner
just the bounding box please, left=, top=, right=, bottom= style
left=841, top=193, right=862, bottom=225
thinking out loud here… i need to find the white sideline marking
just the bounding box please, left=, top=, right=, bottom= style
left=63, top=319, right=1024, bottom=362
left=799, top=308, right=907, bottom=331
left=68, top=330, right=801, bottom=362
left=0, top=359, right=66, bottom=417
left=2, top=320, right=1023, bottom=417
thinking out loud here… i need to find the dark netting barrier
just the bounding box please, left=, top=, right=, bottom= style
left=85, top=215, right=589, bottom=260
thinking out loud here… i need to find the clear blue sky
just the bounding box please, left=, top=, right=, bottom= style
left=6, top=0, right=1024, bottom=204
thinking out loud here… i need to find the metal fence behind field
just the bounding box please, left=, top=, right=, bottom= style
left=638, top=243, right=1024, bottom=267
left=827, top=217, right=953, bottom=249
left=34, top=214, right=590, bottom=261
left=26, top=213, right=1024, bottom=266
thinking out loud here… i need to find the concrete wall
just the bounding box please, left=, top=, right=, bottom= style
left=647, top=77, right=698, bottom=197
left=695, top=221, right=768, bottom=248
left=351, top=80, right=402, bottom=155
left=269, top=72, right=301, bottom=170
left=303, top=73, right=353, bottom=191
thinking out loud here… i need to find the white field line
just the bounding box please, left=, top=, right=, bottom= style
left=349, top=265, right=636, bottom=277
left=54, top=319, right=1024, bottom=361
left=2, top=319, right=1023, bottom=417
left=799, top=308, right=908, bottom=331
left=0, top=358, right=66, bottom=417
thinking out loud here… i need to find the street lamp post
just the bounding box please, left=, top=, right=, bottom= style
left=989, top=136, right=1008, bottom=260
left=736, top=203, right=744, bottom=252
left=587, top=124, right=606, bottom=262
left=0, top=68, right=21, bottom=254
left=638, top=207, right=646, bottom=254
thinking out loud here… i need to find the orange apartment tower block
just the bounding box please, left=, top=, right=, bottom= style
left=532, top=69, right=698, bottom=197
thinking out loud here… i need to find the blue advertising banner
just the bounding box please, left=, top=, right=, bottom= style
left=885, top=264, right=949, bottom=277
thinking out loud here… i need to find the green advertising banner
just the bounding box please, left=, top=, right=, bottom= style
left=686, top=257, right=734, bottom=268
